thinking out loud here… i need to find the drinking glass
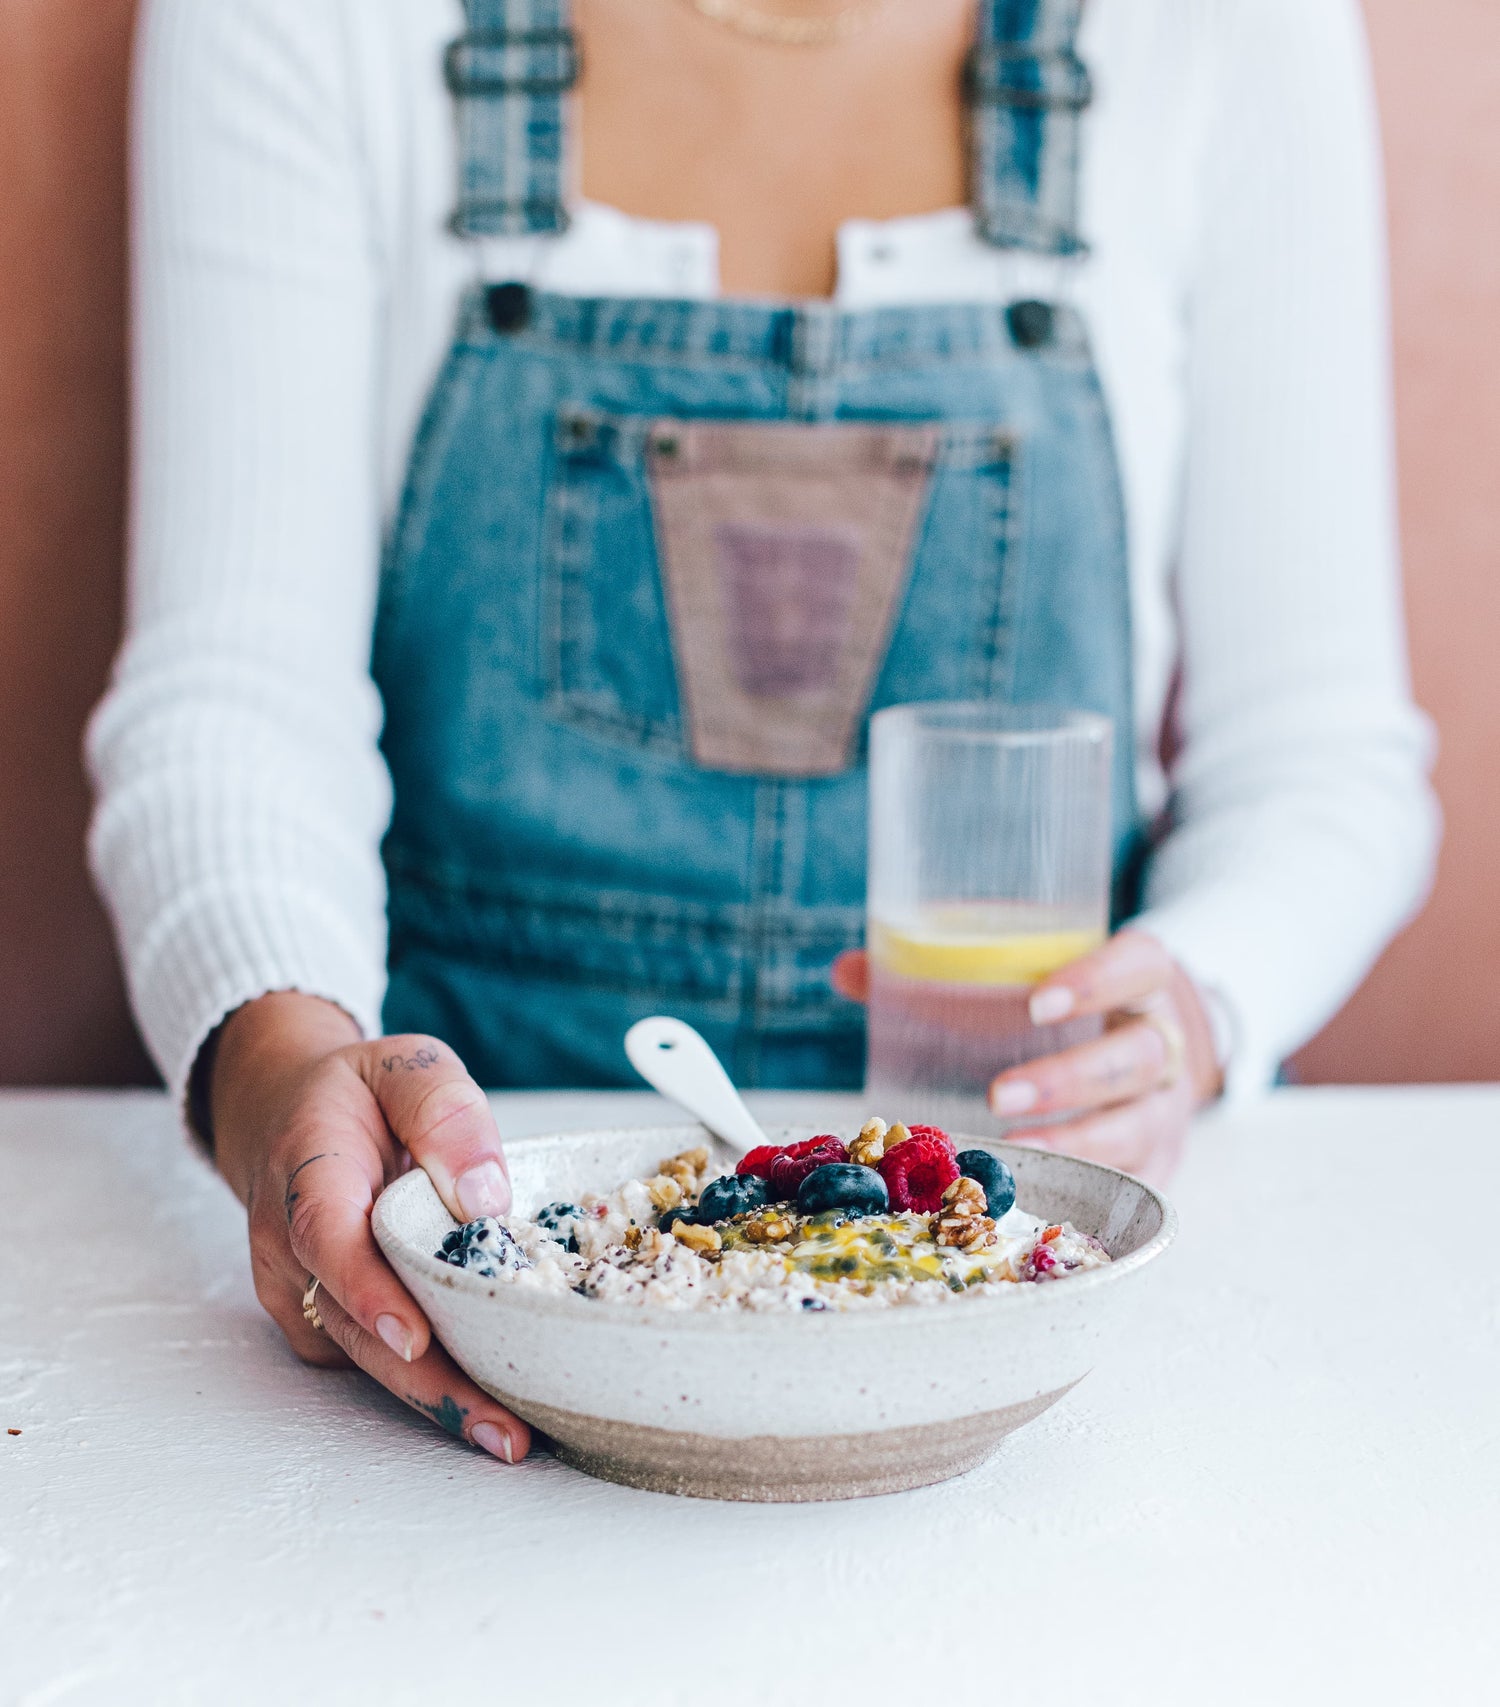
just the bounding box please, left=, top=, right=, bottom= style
left=864, top=703, right=1113, bottom=1134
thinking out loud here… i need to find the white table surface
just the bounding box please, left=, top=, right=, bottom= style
left=2, top=1086, right=1497, bottom=1706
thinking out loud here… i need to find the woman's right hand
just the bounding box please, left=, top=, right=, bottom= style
left=209, top=992, right=531, bottom=1464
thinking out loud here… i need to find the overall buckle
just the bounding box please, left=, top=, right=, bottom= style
left=444, top=28, right=581, bottom=98
left=964, top=43, right=1093, bottom=113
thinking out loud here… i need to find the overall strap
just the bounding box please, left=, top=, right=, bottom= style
left=446, top=0, right=580, bottom=237
left=968, top=0, right=1093, bottom=255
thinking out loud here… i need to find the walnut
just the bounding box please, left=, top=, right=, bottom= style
left=646, top=1174, right=683, bottom=1211
left=848, top=1117, right=889, bottom=1168
left=659, top=1147, right=711, bottom=1196
left=883, top=1121, right=913, bottom=1152
left=659, top=1161, right=694, bottom=1194
left=623, top=1225, right=644, bottom=1251
left=938, top=1217, right=996, bottom=1252
left=744, top=1211, right=795, bottom=1245
left=944, top=1176, right=986, bottom=1211
left=672, top=1220, right=723, bottom=1256
left=931, top=1176, right=997, bottom=1250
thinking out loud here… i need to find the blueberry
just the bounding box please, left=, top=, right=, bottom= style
left=697, top=1173, right=771, bottom=1223
left=796, top=1163, right=888, bottom=1218
left=436, top=1218, right=531, bottom=1278
left=658, top=1203, right=702, bottom=1234
left=536, top=1201, right=582, bottom=1252
left=956, top=1150, right=1017, bottom=1218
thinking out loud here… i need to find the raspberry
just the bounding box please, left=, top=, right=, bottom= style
left=767, top=1136, right=848, bottom=1200
left=905, top=1124, right=955, bottom=1157
left=879, top=1135, right=960, bottom=1213
left=736, top=1144, right=789, bottom=1179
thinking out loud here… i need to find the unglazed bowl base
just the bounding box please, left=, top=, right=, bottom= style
left=373, top=1124, right=1176, bottom=1505
left=505, top=1383, right=1079, bottom=1501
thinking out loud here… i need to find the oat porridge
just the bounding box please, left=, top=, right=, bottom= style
left=435, top=1119, right=1111, bottom=1312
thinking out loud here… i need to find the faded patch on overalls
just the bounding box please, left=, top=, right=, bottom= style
left=648, top=421, right=940, bottom=776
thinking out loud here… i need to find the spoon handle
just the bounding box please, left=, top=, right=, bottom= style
left=623, top=1017, right=770, bottom=1157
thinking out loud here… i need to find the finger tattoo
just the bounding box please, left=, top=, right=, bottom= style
left=381, top=1047, right=440, bottom=1073
left=283, top=1151, right=334, bottom=1226
left=410, top=1394, right=468, bottom=1438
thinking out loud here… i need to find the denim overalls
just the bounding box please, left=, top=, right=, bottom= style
left=374, top=0, right=1139, bottom=1089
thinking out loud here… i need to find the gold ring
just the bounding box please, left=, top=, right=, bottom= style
left=301, top=1275, right=325, bottom=1332
left=1136, top=1007, right=1187, bottom=1089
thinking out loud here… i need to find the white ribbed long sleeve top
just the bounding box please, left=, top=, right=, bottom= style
left=88, top=0, right=1439, bottom=1105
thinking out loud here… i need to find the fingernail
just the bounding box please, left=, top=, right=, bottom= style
left=471, top=1421, right=513, bottom=1463
left=455, top=1161, right=511, bottom=1221
left=991, top=1080, right=1039, bottom=1117
left=376, top=1314, right=414, bottom=1362
left=1030, top=987, right=1076, bottom=1025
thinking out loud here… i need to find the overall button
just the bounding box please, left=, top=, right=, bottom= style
left=1007, top=299, right=1056, bottom=351
left=486, top=281, right=532, bottom=334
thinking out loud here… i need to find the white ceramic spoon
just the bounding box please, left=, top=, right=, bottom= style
left=623, top=1016, right=770, bottom=1158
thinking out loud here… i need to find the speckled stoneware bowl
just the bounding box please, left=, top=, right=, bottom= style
left=373, top=1126, right=1175, bottom=1502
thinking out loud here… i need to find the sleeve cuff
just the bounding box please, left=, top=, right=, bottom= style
left=122, top=881, right=387, bottom=1118
left=1130, top=897, right=1289, bottom=1105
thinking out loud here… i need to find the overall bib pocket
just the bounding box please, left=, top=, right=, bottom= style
left=540, top=409, right=1022, bottom=776
left=543, top=408, right=681, bottom=754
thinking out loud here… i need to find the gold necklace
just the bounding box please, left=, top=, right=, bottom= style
left=685, top=0, right=901, bottom=48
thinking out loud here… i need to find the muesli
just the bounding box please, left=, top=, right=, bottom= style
left=435, top=1120, right=1110, bottom=1312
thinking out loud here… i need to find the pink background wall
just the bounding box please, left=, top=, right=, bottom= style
left=1295, top=0, right=1500, bottom=1083
left=0, top=0, right=1495, bottom=1086
left=0, top=0, right=149, bottom=1083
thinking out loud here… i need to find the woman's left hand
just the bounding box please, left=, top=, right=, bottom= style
left=832, top=929, right=1222, bottom=1185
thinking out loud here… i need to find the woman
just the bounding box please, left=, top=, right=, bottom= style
left=89, top=0, right=1437, bottom=1463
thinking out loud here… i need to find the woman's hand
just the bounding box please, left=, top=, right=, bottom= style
left=832, top=929, right=1222, bottom=1184
left=208, top=992, right=530, bottom=1463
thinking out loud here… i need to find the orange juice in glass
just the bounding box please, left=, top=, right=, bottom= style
left=865, top=706, right=1113, bottom=1132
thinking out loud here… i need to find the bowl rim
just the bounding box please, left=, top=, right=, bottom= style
left=373, top=1124, right=1179, bottom=1337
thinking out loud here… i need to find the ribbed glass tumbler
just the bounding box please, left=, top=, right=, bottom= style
left=864, top=704, right=1114, bottom=1136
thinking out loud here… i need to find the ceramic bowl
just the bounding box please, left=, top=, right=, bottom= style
left=373, top=1125, right=1175, bottom=1502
